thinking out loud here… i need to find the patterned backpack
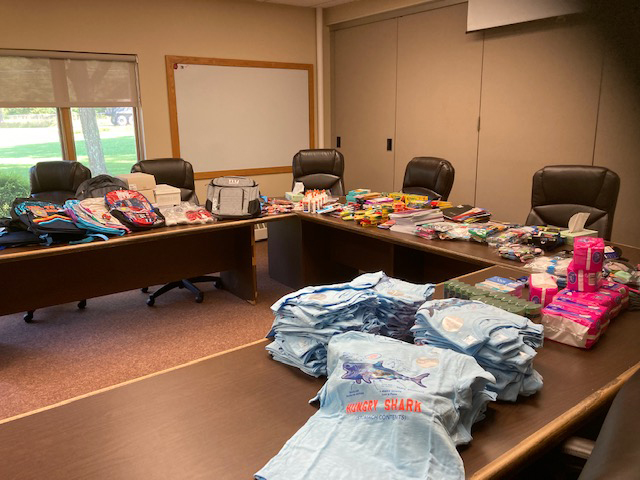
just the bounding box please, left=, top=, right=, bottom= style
left=105, top=190, right=165, bottom=231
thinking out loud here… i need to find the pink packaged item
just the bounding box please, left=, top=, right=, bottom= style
left=555, top=288, right=620, bottom=319
left=555, top=289, right=614, bottom=309
left=600, top=282, right=629, bottom=309
left=553, top=298, right=611, bottom=331
left=541, top=303, right=603, bottom=349
left=529, top=273, right=558, bottom=306
left=567, top=260, right=602, bottom=292
left=573, top=237, right=605, bottom=273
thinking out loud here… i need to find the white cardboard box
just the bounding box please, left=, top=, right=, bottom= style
left=116, top=172, right=156, bottom=191
left=155, top=184, right=181, bottom=207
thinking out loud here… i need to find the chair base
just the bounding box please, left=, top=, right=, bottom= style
left=24, top=300, right=87, bottom=323
left=146, top=276, right=221, bottom=306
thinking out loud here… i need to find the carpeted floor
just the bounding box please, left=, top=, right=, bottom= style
left=0, top=240, right=292, bottom=421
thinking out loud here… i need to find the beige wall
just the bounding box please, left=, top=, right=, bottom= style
left=1, top=0, right=316, bottom=198
left=328, top=3, right=639, bottom=246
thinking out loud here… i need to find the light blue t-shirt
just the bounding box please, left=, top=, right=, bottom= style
left=256, top=331, right=495, bottom=480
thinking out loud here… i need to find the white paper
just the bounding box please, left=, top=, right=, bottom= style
left=567, top=212, right=590, bottom=233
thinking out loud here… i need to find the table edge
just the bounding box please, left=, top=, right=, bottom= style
left=0, top=337, right=270, bottom=426
left=469, top=362, right=640, bottom=479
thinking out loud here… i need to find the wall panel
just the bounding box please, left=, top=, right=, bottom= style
left=476, top=20, right=603, bottom=223
left=332, top=19, right=397, bottom=192
left=395, top=4, right=483, bottom=203
left=593, top=52, right=640, bottom=246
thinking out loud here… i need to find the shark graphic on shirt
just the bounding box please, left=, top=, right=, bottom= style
left=342, top=360, right=430, bottom=387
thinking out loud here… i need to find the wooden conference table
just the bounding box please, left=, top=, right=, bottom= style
left=0, top=215, right=287, bottom=318
left=268, top=212, right=640, bottom=289
left=0, top=265, right=637, bottom=479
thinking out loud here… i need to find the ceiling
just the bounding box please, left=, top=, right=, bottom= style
left=256, top=0, right=356, bottom=8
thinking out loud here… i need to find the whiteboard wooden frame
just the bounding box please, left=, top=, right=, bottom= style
left=165, top=55, right=315, bottom=180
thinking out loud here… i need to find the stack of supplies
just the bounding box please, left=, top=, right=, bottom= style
left=415, top=221, right=470, bottom=240
left=389, top=209, right=443, bottom=235
left=257, top=331, right=496, bottom=480
left=567, top=237, right=604, bottom=292
left=266, top=272, right=434, bottom=376
left=529, top=273, right=558, bottom=307
left=442, top=204, right=491, bottom=223
left=476, top=276, right=525, bottom=296
left=412, top=298, right=544, bottom=401
left=541, top=283, right=628, bottom=349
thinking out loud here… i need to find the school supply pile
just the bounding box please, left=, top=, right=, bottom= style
left=540, top=237, right=631, bottom=348
left=266, top=272, right=434, bottom=376
left=486, top=226, right=537, bottom=247
left=161, top=202, right=214, bottom=226
left=256, top=331, right=496, bottom=480
left=389, top=209, right=443, bottom=235
left=497, top=243, right=543, bottom=262
left=412, top=298, right=544, bottom=401
left=415, top=222, right=471, bottom=241
left=442, top=204, right=491, bottom=223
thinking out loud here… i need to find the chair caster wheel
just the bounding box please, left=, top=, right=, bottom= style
left=141, top=287, right=149, bottom=293
left=24, top=311, right=34, bottom=323
left=147, top=297, right=155, bottom=307
left=195, top=293, right=204, bottom=303
left=78, top=300, right=87, bottom=309
left=214, top=279, right=222, bottom=289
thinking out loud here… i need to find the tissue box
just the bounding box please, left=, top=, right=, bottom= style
left=155, top=184, right=181, bottom=207
left=560, top=229, right=598, bottom=246
left=116, top=172, right=156, bottom=191
left=285, top=192, right=304, bottom=202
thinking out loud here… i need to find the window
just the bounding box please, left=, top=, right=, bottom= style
left=0, top=50, right=143, bottom=215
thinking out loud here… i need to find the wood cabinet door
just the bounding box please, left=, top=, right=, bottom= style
left=332, top=18, right=397, bottom=193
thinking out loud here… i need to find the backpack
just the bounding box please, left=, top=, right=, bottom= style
left=11, top=198, right=90, bottom=245
left=105, top=190, right=165, bottom=231
left=65, top=199, right=130, bottom=236
left=76, top=174, right=128, bottom=200
left=205, top=176, right=260, bottom=219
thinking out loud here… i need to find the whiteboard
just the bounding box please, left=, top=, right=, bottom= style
left=167, top=57, right=313, bottom=178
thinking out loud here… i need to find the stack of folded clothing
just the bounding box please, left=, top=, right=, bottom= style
left=411, top=298, right=544, bottom=401
left=257, top=331, right=496, bottom=480
left=371, top=276, right=434, bottom=342
left=266, top=272, right=434, bottom=376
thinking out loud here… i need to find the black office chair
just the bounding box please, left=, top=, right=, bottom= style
left=130, top=158, right=220, bottom=305
left=25, top=161, right=92, bottom=322
left=29, top=160, right=92, bottom=204
left=402, top=157, right=455, bottom=201
left=131, top=158, right=198, bottom=203
left=525, top=165, right=620, bottom=240
left=292, top=149, right=345, bottom=195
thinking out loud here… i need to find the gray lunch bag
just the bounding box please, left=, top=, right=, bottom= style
left=205, top=176, right=261, bottom=219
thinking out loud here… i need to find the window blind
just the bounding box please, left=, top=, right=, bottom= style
left=0, top=50, right=139, bottom=108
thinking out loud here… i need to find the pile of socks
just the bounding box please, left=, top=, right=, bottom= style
left=411, top=298, right=544, bottom=401
left=266, top=272, right=434, bottom=376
